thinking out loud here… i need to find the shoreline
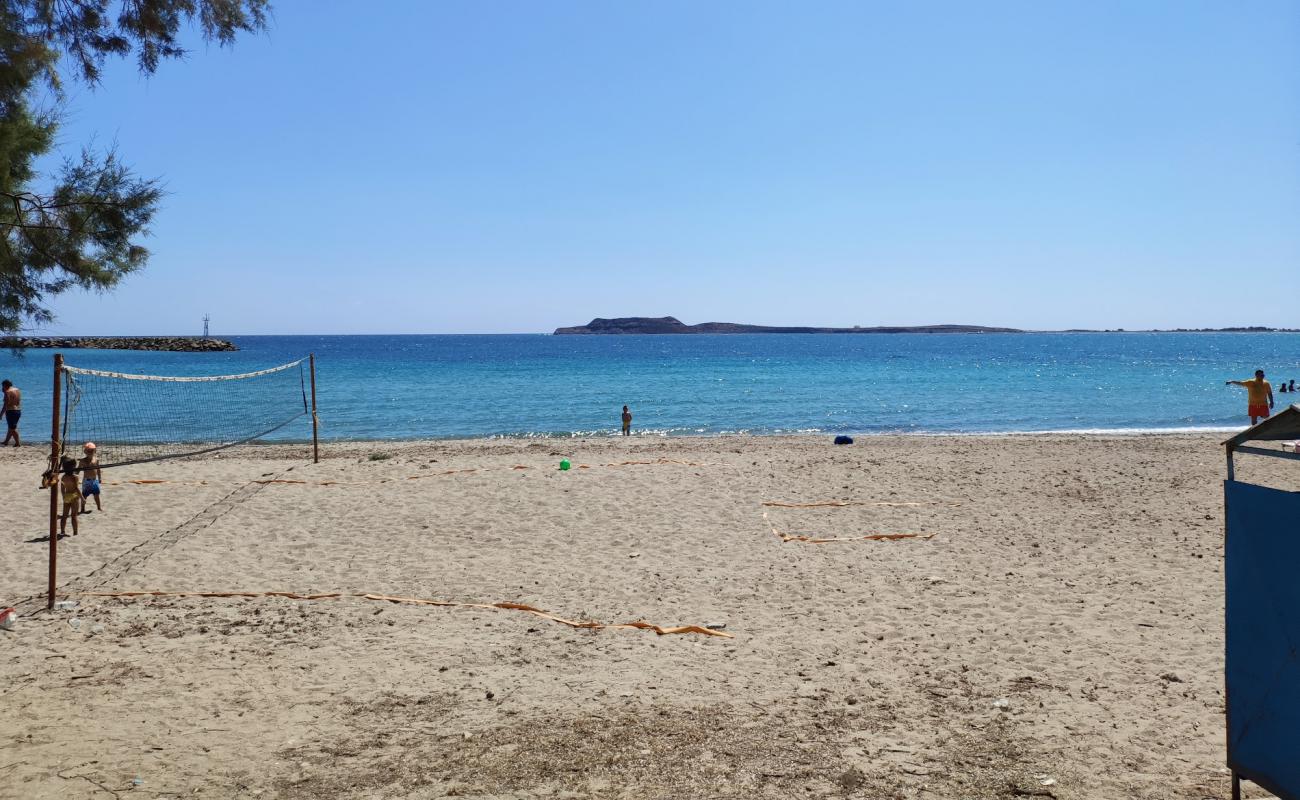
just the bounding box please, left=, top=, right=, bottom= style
left=7, top=429, right=1254, bottom=465
left=239, top=425, right=1246, bottom=447
left=119, top=428, right=1249, bottom=462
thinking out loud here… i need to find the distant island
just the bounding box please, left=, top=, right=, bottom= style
left=1, top=336, right=238, bottom=352
left=554, top=317, right=1022, bottom=335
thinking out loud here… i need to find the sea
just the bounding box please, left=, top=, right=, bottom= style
left=2, top=332, right=1298, bottom=442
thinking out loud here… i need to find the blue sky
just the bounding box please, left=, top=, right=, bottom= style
left=36, top=1, right=1300, bottom=334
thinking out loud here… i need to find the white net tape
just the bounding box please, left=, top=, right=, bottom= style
left=59, top=358, right=311, bottom=469
left=62, top=359, right=305, bottom=382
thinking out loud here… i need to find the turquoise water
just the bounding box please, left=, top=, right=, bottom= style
left=2, top=333, right=1298, bottom=441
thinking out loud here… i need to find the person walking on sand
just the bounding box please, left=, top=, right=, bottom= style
left=621, top=405, right=632, bottom=436
left=2, top=380, right=20, bottom=447
left=1226, top=370, right=1274, bottom=425
left=79, top=443, right=102, bottom=514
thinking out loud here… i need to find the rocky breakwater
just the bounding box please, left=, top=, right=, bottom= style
left=0, top=337, right=238, bottom=352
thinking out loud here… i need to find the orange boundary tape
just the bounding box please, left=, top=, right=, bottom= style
left=761, top=500, right=961, bottom=508
left=75, top=590, right=733, bottom=638
left=761, top=512, right=936, bottom=544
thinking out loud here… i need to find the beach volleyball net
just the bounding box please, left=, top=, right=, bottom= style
left=58, top=358, right=311, bottom=469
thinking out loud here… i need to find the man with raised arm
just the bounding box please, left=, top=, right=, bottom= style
left=2, top=380, right=20, bottom=447
left=1226, top=369, right=1274, bottom=426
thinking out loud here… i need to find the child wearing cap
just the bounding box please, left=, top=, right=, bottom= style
left=79, top=442, right=102, bottom=514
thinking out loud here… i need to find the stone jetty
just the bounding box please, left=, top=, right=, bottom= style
left=0, top=337, right=238, bottom=352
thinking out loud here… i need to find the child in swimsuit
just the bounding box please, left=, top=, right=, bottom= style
left=42, top=457, right=82, bottom=537
left=79, top=442, right=102, bottom=513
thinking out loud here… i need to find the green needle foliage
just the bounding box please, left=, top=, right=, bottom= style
left=0, top=1, right=269, bottom=334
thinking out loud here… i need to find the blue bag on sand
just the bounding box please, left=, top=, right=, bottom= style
left=833, top=435, right=854, bottom=445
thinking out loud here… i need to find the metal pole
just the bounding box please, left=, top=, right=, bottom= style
left=1225, top=445, right=1235, bottom=482
left=309, top=353, right=319, bottom=464
left=1231, top=772, right=1241, bottom=800
left=47, top=353, right=62, bottom=609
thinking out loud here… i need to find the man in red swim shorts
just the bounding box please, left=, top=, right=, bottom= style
left=1225, top=369, right=1274, bottom=426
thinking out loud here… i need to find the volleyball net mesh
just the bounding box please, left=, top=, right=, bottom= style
left=59, top=358, right=310, bottom=469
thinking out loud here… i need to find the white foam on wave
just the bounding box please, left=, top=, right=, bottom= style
left=486, top=424, right=1241, bottom=440
left=909, top=425, right=1240, bottom=437
left=488, top=426, right=700, bottom=440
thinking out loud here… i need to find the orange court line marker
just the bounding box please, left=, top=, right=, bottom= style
left=76, top=590, right=733, bottom=639
left=103, top=479, right=211, bottom=487
left=780, top=532, right=938, bottom=543
left=762, top=512, right=936, bottom=544
left=761, top=500, right=961, bottom=508
left=359, top=594, right=731, bottom=637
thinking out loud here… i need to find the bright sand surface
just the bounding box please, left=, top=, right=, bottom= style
left=0, top=433, right=1293, bottom=799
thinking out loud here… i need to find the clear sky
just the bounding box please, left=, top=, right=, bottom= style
left=36, top=1, right=1300, bottom=334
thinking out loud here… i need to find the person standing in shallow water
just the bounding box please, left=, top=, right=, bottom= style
left=621, top=405, right=632, bottom=436
left=1226, top=370, right=1274, bottom=425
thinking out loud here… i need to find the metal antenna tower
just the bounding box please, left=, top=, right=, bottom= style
left=202, top=314, right=210, bottom=339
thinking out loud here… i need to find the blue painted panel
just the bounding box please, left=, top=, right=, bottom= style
left=1225, top=479, right=1300, bottom=800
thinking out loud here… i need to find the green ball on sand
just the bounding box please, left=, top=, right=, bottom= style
left=559, top=459, right=571, bottom=471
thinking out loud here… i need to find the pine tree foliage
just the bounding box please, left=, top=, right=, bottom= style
left=0, top=1, right=269, bottom=334
left=24, top=0, right=270, bottom=86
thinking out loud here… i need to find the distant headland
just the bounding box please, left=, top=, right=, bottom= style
left=0, top=337, right=238, bottom=352
left=554, top=317, right=1022, bottom=335
left=1065, top=326, right=1299, bottom=333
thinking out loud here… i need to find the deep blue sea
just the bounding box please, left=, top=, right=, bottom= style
left=3, top=333, right=1299, bottom=442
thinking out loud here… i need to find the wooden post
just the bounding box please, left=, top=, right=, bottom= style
left=47, top=353, right=62, bottom=610
left=309, top=353, right=319, bottom=464
left=1231, top=772, right=1241, bottom=800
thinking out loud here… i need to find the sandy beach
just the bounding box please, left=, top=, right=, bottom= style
left=0, top=433, right=1290, bottom=799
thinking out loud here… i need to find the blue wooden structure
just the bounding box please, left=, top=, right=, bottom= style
left=1223, top=404, right=1300, bottom=800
